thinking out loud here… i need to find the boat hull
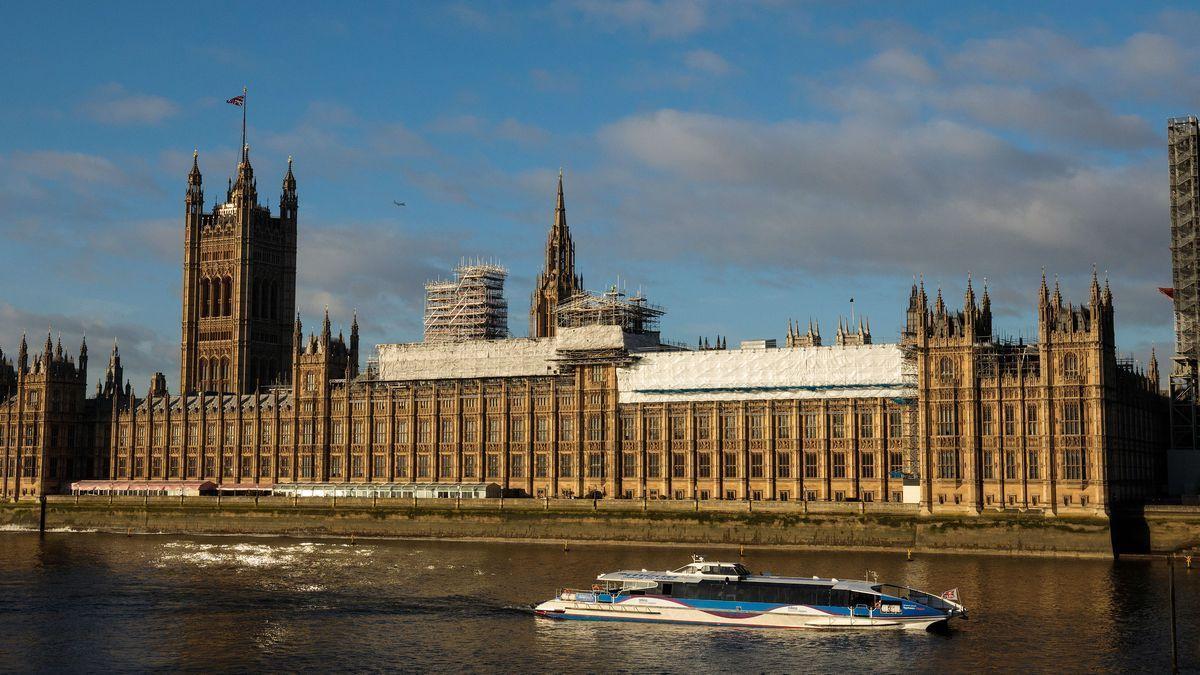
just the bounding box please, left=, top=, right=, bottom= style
left=533, top=597, right=950, bottom=631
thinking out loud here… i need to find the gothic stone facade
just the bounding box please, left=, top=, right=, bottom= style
left=0, top=149, right=1169, bottom=515
left=908, top=275, right=1166, bottom=513
left=179, top=148, right=298, bottom=394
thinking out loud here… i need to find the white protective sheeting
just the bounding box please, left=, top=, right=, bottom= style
left=554, top=325, right=629, bottom=351
left=554, top=325, right=663, bottom=352
left=375, top=326, right=671, bottom=382
left=616, top=344, right=911, bottom=403
left=376, top=338, right=560, bottom=380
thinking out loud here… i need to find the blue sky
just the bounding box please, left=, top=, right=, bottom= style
left=1, top=1, right=1197, bottom=389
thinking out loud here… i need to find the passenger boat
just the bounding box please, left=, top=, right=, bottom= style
left=534, top=556, right=966, bottom=630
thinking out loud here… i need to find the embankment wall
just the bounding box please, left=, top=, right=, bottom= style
left=1, top=496, right=1163, bottom=557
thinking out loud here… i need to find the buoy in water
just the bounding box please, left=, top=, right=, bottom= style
left=906, top=550, right=913, bottom=561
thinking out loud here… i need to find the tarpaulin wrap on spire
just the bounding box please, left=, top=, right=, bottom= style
left=616, top=343, right=910, bottom=403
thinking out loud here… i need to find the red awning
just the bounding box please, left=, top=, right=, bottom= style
left=70, top=480, right=216, bottom=492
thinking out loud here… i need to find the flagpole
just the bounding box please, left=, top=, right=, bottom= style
left=241, top=86, right=247, bottom=160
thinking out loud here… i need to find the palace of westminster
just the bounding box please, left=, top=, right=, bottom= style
left=0, top=134, right=1171, bottom=516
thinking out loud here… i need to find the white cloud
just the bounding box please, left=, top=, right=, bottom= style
left=428, top=114, right=486, bottom=135
left=563, top=0, right=709, bottom=38
left=530, top=68, right=580, bottom=92
left=865, top=48, right=936, bottom=83
left=594, top=106, right=1168, bottom=331
left=428, top=114, right=551, bottom=146
left=495, top=118, right=551, bottom=145
left=445, top=2, right=492, bottom=30
left=297, top=219, right=470, bottom=342
left=936, top=84, right=1157, bottom=150
left=0, top=302, right=176, bottom=391
left=682, top=49, right=733, bottom=76
left=260, top=103, right=433, bottom=181
left=79, top=83, right=179, bottom=125
left=0, top=149, right=162, bottom=243
left=950, top=28, right=1200, bottom=101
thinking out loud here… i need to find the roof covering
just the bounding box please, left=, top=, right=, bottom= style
left=376, top=338, right=560, bottom=380
left=616, top=343, right=911, bottom=403
left=374, top=326, right=666, bottom=381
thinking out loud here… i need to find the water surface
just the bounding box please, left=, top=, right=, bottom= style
left=0, top=532, right=1195, bottom=672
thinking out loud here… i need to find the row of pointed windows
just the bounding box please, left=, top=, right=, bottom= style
left=199, top=277, right=232, bottom=318
left=197, top=357, right=229, bottom=392
left=198, top=277, right=282, bottom=320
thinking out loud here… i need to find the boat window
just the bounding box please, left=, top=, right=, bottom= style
left=717, top=566, right=739, bottom=576
left=677, top=581, right=841, bottom=606
left=661, top=583, right=673, bottom=596
left=875, top=584, right=911, bottom=600
left=849, top=591, right=877, bottom=607
left=732, top=564, right=751, bottom=576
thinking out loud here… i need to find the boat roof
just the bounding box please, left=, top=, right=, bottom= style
left=596, top=567, right=882, bottom=592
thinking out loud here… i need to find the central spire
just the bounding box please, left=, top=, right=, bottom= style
left=530, top=169, right=584, bottom=338
left=544, top=169, right=575, bottom=283
left=555, top=168, right=566, bottom=228
left=547, top=168, right=570, bottom=273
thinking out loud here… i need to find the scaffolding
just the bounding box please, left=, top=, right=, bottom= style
left=422, top=262, right=509, bottom=343
left=1169, top=116, right=1200, bottom=451
left=555, top=286, right=665, bottom=334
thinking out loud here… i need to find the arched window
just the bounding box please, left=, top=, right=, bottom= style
left=269, top=282, right=278, bottom=319
left=220, top=357, right=230, bottom=389
left=223, top=277, right=233, bottom=316
left=938, top=357, right=955, bottom=379
left=1063, top=353, right=1079, bottom=378
left=198, top=358, right=207, bottom=388
left=198, top=279, right=209, bottom=318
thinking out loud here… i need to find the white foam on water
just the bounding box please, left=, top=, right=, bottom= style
left=152, top=539, right=379, bottom=570
left=0, top=525, right=98, bottom=533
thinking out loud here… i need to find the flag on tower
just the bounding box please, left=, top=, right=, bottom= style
left=226, top=94, right=245, bottom=106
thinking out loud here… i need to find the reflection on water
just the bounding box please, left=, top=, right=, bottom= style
left=0, top=532, right=1195, bottom=672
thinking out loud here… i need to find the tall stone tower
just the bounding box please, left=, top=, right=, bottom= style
left=529, top=171, right=583, bottom=338
left=1169, top=116, right=1200, bottom=452
left=179, top=147, right=298, bottom=394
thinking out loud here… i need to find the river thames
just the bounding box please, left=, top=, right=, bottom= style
left=0, top=532, right=1195, bottom=672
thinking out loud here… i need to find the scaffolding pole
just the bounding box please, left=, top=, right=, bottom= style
left=555, top=286, right=665, bottom=334
left=1169, top=116, right=1200, bottom=451
left=422, top=262, right=509, bottom=343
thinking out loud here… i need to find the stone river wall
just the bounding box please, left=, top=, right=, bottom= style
left=3, top=495, right=1175, bottom=558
